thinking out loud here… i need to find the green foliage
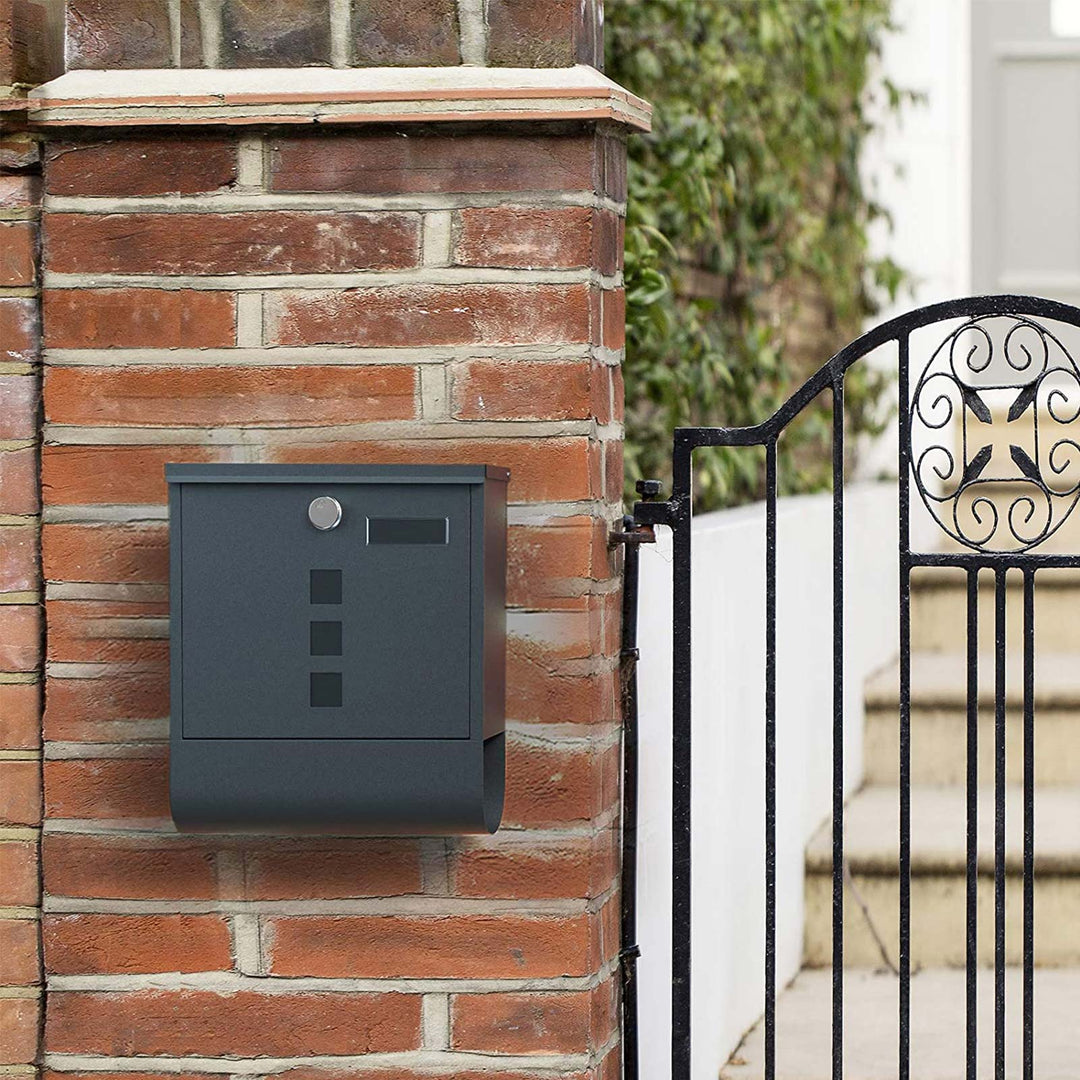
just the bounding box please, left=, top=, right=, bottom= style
left=605, top=0, right=915, bottom=508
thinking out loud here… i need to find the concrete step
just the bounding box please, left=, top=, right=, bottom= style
left=864, top=652, right=1080, bottom=786
left=803, top=786, right=1080, bottom=968
left=909, top=566, right=1080, bottom=652
left=721, top=967, right=1080, bottom=1079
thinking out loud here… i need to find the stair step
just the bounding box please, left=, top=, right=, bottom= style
left=721, top=967, right=1080, bottom=1079
left=864, top=653, right=1080, bottom=785
left=803, top=787, right=1080, bottom=967
left=910, top=567, right=1080, bottom=652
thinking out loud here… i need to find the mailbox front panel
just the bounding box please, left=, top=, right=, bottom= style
left=179, top=482, right=471, bottom=740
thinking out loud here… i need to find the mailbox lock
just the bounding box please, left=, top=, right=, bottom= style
left=307, top=496, right=343, bottom=531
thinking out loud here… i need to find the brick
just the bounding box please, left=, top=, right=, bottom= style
left=220, top=0, right=330, bottom=67
left=0, top=681, right=40, bottom=750
left=0, top=446, right=38, bottom=516
left=453, top=206, right=595, bottom=269
left=0, top=841, right=38, bottom=906
left=352, top=0, right=458, bottom=65
left=0, top=604, right=40, bottom=670
left=44, top=667, right=168, bottom=742
left=43, top=524, right=168, bottom=585
left=502, top=737, right=619, bottom=827
left=602, top=288, right=625, bottom=350
left=0, top=375, right=39, bottom=439
left=451, top=989, right=592, bottom=1054
left=0, top=298, right=38, bottom=364
left=65, top=0, right=171, bottom=67
left=0, top=918, right=38, bottom=984
left=1, top=0, right=64, bottom=85
left=46, top=598, right=168, bottom=664
left=269, top=283, right=592, bottom=348
left=506, top=518, right=610, bottom=608
left=487, top=0, right=594, bottom=67
left=604, top=438, right=623, bottom=504
left=0, top=759, right=40, bottom=825
left=0, top=525, right=37, bottom=592
left=47, top=139, right=238, bottom=197
left=266, top=912, right=592, bottom=978
left=240, top=840, right=421, bottom=899
left=43, top=289, right=236, bottom=350
left=0, top=996, right=38, bottom=1064
left=450, top=359, right=592, bottom=421
left=269, top=437, right=595, bottom=503
left=270, top=131, right=597, bottom=195
left=0, top=175, right=40, bottom=210
left=41, top=444, right=222, bottom=506
left=0, top=221, right=36, bottom=286
left=506, top=646, right=616, bottom=727
left=44, top=834, right=217, bottom=901
left=47, top=990, right=421, bottom=1055
left=44, top=914, right=231, bottom=975
left=277, top=1072, right=586, bottom=1080
left=44, top=757, right=168, bottom=821
left=45, top=365, right=418, bottom=427
left=46, top=212, right=420, bottom=275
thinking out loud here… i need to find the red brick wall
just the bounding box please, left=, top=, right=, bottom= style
left=33, top=121, right=627, bottom=1075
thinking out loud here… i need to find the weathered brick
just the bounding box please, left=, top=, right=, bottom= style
left=352, top=0, right=458, bottom=64
left=270, top=131, right=597, bottom=195
left=502, top=737, right=619, bottom=827
left=44, top=667, right=168, bottom=742
left=602, top=288, right=625, bottom=350
left=43, top=289, right=236, bottom=350
left=0, top=917, right=38, bottom=984
left=45, top=212, right=419, bottom=275
left=219, top=0, right=330, bottom=67
left=450, top=359, right=592, bottom=421
left=0, top=759, right=40, bottom=825
left=453, top=206, right=598, bottom=269
left=44, top=914, right=232, bottom=975
left=46, top=139, right=238, bottom=197
left=0, top=841, right=38, bottom=906
left=266, top=912, right=592, bottom=978
left=41, top=444, right=222, bottom=506
left=269, top=283, right=591, bottom=348
left=0, top=175, right=40, bottom=210
left=0, top=525, right=37, bottom=593
left=44, top=757, right=168, bottom=821
left=179, top=0, right=202, bottom=64
left=0, top=375, right=39, bottom=439
left=45, top=365, right=418, bottom=427
left=451, top=989, right=592, bottom=1054
left=65, top=0, right=172, bottom=68
left=0, top=297, right=39, bottom=363
left=269, top=437, right=595, bottom=503
left=46, top=598, right=168, bottom=664
left=1, top=0, right=64, bottom=85
left=47, top=990, right=422, bottom=1055
left=0, top=604, right=40, bottom=671
left=240, top=841, right=422, bottom=899
left=43, top=524, right=168, bottom=585
left=506, top=518, right=610, bottom=609
left=0, top=221, right=36, bottom=286
left=487, top=0, right=598, bottom=67
left=507, top=646, right=615, bottom=727
left=0, top=446, right=38, bottom=516
left=0, top=681, right=41, bottom=750
left=0, top=996, right=38, bottom=1064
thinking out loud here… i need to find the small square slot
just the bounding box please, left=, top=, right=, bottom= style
left=310, top=671, right=342, bottom=708
left=310, top=569, right=342, bottom=604
left=310, top=620, right=342, bottom=656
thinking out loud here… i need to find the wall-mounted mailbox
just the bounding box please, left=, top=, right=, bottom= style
left=167, top=463, right=507, bottom=835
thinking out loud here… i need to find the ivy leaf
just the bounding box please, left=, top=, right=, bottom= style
left=1010, top=444, right=1042, bottom=483
left=1007, top=382, right=1039, bottom=422
left=962, top=445, right=993, bottom=486
left=962, top=386, right=992, bottom=424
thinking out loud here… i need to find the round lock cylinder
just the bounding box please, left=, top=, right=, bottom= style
left=308, top=496, right=342, bottom=530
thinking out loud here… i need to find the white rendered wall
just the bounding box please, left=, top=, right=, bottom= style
left=633, top=483, right=901, bottom=1078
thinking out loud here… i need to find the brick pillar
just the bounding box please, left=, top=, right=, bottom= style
left=22, top=15, right=648, bottom=1074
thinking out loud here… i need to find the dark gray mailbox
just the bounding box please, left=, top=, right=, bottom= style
left=166, top=463, right=507, bottom=835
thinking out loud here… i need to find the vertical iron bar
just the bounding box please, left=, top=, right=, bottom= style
left=765, top=440, right=778, bottom=1080
left=1023, top=569, right=1035, bottom=1080
left=994, top=569, right=1007, bottom=1080
left=965, top=570, right=979, bottom=1080
left=831, top=379, right=844, bottom=1080
left=898, top=333, right=911, bottom=1080
left=671, top=436, right=693, bottom=1080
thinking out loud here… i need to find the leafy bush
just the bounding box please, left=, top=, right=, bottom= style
left=605, top=0, right=914, bottom=508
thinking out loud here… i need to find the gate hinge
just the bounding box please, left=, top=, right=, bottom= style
left=631, top=478, right=676, bottom=532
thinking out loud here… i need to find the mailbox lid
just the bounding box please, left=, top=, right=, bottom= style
left=170, top=465, right=505, bottom=742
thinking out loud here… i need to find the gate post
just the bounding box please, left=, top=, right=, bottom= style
left=4, top=1, right=651, bottom=1075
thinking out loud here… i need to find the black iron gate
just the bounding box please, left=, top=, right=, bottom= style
left=632, top=295, right=1080, bottom=1079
